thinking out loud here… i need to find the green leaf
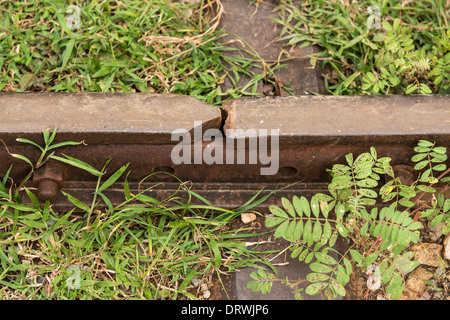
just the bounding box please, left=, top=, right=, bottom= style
left=336, top=265, right=350, bottom=286
left=61, top=191, right=90, bottom=212
left=210, top=235, right=222, bottom=269
left=19, top=73, right=36, bottom=90
left=284, top=220, right=297, bottom=241
left=292, top=195, right=303, bottom=217
left=96, top=192, right=114, bottom=214
left=414, top=160, right=429, bottom=170
left=331, top=175, right=352, bottom=189
left=330, top=280, right=346, bottom=297
left=343, top=257, right=352, bottom=275
left=416, top=184, right=436, bottom=193
left=398, top=199, right=415, bottom=208
left=406, top=83, right=418, bottom=94
left=433, top=164, right=446, bottom=171
left=51, top=154, right=103, bottom=176
left=343, top=71, right=361, bottom=88
left=21, top=219, right=47, bottom=229
left=310, top=262, right=333, bottom=274
left=363, top=252, right=379, bottom=266
left=414, top=146, right=431, bottom=153
left=443, top=199, right=450, bottom=213
left=305, top=282, right=328, bottom=295
left=336, top=222, right=347, bottom=237
left=407, top=221, right=422, bottom=231
left=430, top=214, right=444, bottom=228
left=48, top=141, right=83, bottom=150
left=390, top=224, right=399, bottom=242
left=411, top=153, right=427, bottom=162
left=50, top=210, right=74, bottom=231
left=265, top=216, right=285, bottom=228
left=393, top=18, right=400, bottom=31
left=386, top=274, right=404, bottom=297
left=299, top=196, right=311, bottom=217
left=281, top=197, right=296, bottom=217
left=419, top=84, right=432, bottom=95
left=293, top=220, right=304, bottom=241
left=298, top=248, right=309, bottom=261
left=433, top=147, right=447, bottom=154
left=366, top=72, right=377, bottom=83
left=356, top=178, right=378, bottom=188
left=360, top=222, right=369, bottom=236
left=306, top=273, right=330, bottom=283
left=335, top=203, right=346, bottom=220
left=303, top=219, right=312, bottom=242
left=322, top=221, right=332, bottom=243
left=61, top=39, right=75, bottom=70
left=350, top=250, right=363, bottom=264
left=313, top=220, right=322, bottom=242
left=10, top=154, right=33, bottom=168
left=329, top=231, right=338, bottom=248
left=345, top=153, right=353, bottom=166
left=16, top=138, right=43, bottom=151
left=358, top=188, right=378, bottom=198
left=98, top=163, right=129, bottom=193
left=315, top=251, right=337, bottom=265
left=305, top=251, right=314, bottom=263
left=269, top=205, right=288, bottom=218
left=274, top=220, right=290, bottom=239
left=382, top=21, right=392, bottom=31
left=310, top=195, right=320, bottom=218
left=418, top=140, right=434, bottom=147
left=400, top=260, right=420, bottom=274
left=24, top=187, right=40, bottom=208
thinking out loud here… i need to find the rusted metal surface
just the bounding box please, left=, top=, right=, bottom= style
left=209, top=216, right=363, bottom=300
left=1, top=93, right=449, bottom=209
left=219, top=0, right=326, bottom=96
left=33, top=161, right=63, bottom=201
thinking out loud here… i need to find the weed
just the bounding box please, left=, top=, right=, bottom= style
left=273, top=0, right=450, bottom=95
left=0, top=129, right=276, bottom=299
left=0, top=0, right=271, bottom=105
left=249, top=140, right=449, bottom=300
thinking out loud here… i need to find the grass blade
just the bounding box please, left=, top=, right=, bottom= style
left=51, top=154, right=103, bottom=177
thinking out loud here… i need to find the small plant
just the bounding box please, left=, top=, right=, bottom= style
left=0, top=129, right=276, bottom=300
left=273, top=1, right=450, bottom=95
left=362, top=19, right=449, bottom=95
left=250, top=140, right=449, bottom=300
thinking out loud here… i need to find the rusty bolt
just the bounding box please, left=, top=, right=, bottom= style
left=33, top=163, right=63, bottom=201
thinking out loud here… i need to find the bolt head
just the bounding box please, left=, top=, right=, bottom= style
left=37, top=180, right=60, bottom=201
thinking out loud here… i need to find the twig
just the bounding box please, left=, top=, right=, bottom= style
left=405, top=285, right=429, bottom=300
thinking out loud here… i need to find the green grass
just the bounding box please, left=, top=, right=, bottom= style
left=0, top=129, right=278, bottom=300
left=0, top=189, right=272, bottom=300
left=0, top=0, right=272, bottom=105
left=273, top=0, right=449, bottom=95
left=1, top=0, right=448, bottom=99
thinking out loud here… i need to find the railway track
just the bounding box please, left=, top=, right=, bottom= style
left=0, top=0, right=449, bottom=301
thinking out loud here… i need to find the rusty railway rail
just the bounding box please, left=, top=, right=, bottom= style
left=1, top=93, right=449, bottom=212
